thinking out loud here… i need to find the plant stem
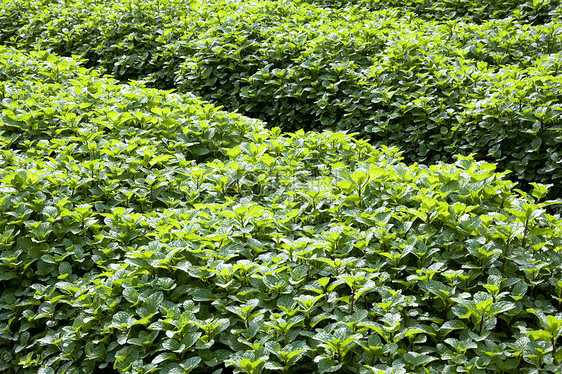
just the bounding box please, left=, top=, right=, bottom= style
left=522, top=219, right=529, bottom=248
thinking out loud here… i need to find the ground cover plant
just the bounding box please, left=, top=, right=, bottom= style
left=1, top=47, right=562, bottom=373
left=1, top=0, right=562, bottom=197
left=305, top=0, right=562, bottom=24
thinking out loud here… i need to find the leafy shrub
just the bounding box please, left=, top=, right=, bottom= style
left=171, top=12, right=562, bottom=196
left=1, top=0, right=561, bottom=197
left=305, top=0, right=562, bottom=24
left=1, top=47, right=562, bottom=373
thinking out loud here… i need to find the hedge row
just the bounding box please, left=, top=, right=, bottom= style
left=2, top=46, right=562, bottom=374
left=305, top=0, right=562, bottom=24
left=1, top=0, right=561, bottom=197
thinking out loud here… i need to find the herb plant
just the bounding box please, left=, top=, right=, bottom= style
left=1, top=47, right=561, bottom=373
left=0, top=0, right=561, bottom=196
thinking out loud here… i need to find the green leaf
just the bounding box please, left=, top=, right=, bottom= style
left=193, top=288, right=217, bottom=301
left=528, top=330, right=553, bottom=341
left=316, top=357, right=343, bottom=373
left=530, top=138, right=542, bottom=151
left=440, top=320, right=468, bottom=332
left=489, top=301, right=516, bottom=317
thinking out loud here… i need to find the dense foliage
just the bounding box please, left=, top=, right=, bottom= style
left=1, top=47, right=562, bottom=373
left=1, top=0, right=562, bottom=196
left=305, top=0, right=562, bottom=24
